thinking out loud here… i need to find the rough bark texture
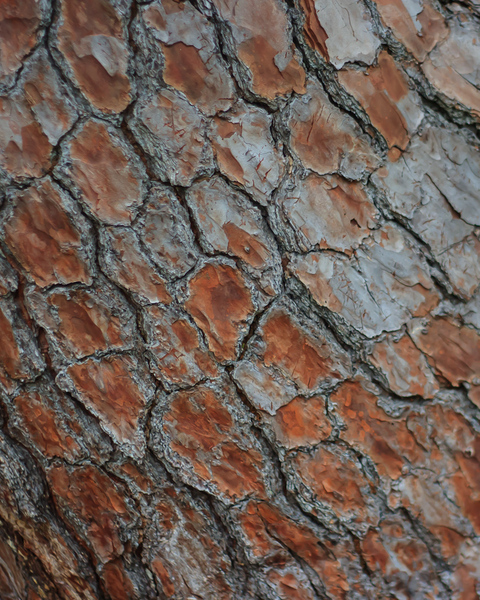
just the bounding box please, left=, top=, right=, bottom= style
left=0, top=0, right=480, bottom=598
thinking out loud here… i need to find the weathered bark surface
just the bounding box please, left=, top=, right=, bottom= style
left=0, top=0, right=480, bottom=598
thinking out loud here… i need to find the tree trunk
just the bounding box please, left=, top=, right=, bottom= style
left=0, top=0, right=479, bottom=598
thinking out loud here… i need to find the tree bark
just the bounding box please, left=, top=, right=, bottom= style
left=0, top=0, right=480, bottom=598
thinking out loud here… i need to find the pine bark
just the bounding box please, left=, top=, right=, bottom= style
left=0, top=0, right=480, bottom=598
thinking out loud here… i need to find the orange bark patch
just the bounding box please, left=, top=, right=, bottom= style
left=13, top=391, right=82, bottom=460
left=48, top=465, right=132, bottom=563
left=145, top=304, right=218, bottom=387
left=57, top=0, right=131, bottom=112
left=4, top=179, right=92, bottom=287
left=237, top=35, right=305, bottom=100
left=299, top=0, right=329, bottom=59
left=163, top=42, right=212, bottom=102
left=254, top=502, right=350, bottom=598
left=44, top=289, right=129, bottom=359
left=331, top=379, right=424, bottom=479
left=151, top=558, right=175, bottom=597
left=143, top=0, right=234, bottom=115
left=0, top=51, right=77, bottom=179
left=66, top=355, right=148, bottom=449
left=372, top=0, right=447, bottom=61
left=101, top=560, right=136, bottom=600
left=262, top=312, right=341, bottom=389
left=0, top=307, right=23, bottom=380
left=211, top=0, right=305, bottom=100
left=409, top=318, right=480, bottom=386
left=163, top=384, right=266, bottom=501
left=292, top=446, right=375, bottom=527
left=339, top=52, right=422, bottom=149
left=67, top=121, right=143, bottom=224
left=162, top=41, right=234, bottom=115
left=0, top=0, right=42, bottom=80
left=288, top=79, right=378, bottom=178
left=269, top=395, right=332, bottom=448
left=0, top=96, right=51, bottom=179
left=361, top=517, right=442, bottom=598
left=185, top=262, right=254, bottom=361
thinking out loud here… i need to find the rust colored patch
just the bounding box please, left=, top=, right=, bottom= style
left=0, top=51, right=77, bottom=180
left=42, top=288, right=130, bottom=359
left=116, top=462, right=152, bottom=494
left=211, top=0, right=305, bottom=100
left=254, top=502, right=350, bottom=598
left=468, top=385, right=480, bottom=409
left=409, top=317, right=480, bottom=386
left=163, top=42, right=213, bottom=102
left=143, top=0, right=234, bottom=116
left=237, top=34, right=306, bottom=100
left=268, top=395, right=332, bottom=448
left=288, top=79, right=378, bottom=178
left=0, top=0, right=42, bottom=81
left=331, top=379, right=424, bottom=479
left=0, top=307, right=22, bottom=380
left=66, top=121, right=144, bottom=224
left=162, top=41, right=234, bottom=115
left=0, top=298, right=43, bottom=386
left=0, top=96, right=51, bottom=179
left=13, top=390, right=82, bottom=460
left=101, top=560, right=136, bottom=600
left=151, top=558, right=175, bottom=597
left=3, top=179, right=92, bottom=287
left=144, top=304, right=218, bottom=387
left=451, top=558, right=480, bottom=600
left=266, top=567, right=316, bottom=600
left=57, top=0, right=131, bottom=112
left=262, top=311, right=340, bottom=389
left=451, top=445, right=480, bottom=535
left=162, top=384, right=266, bottom=501
left=66, top=355, right=148, bottom=448
left=292, top=446, right=375, bottom=527
left=361, top=516, right=442, bottom=598
left=48, top=464, right=132, bottom=563
left=299, top=0, right=329, bottom=59
left=373, top=0, right=447, bottom=62
left=223, top=222, right=269, bottom=268
left=339, top=52, right=422, bottom=149
left=185, top=262, right=254, bottom=362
